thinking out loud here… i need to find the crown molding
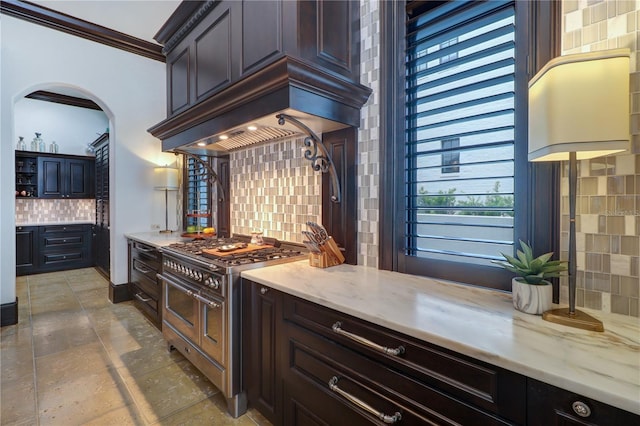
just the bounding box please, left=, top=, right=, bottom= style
left=26, top=90, right=102, bottom=110
left=1, top=0, right=165, bottom=62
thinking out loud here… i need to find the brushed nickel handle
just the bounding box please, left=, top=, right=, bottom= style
left=136, top=244, right=155, bottom=253
left=260, top=287, right=269, bottom=295
left=194, top=293, right=220, bottom=308
left=572, top=401, right=591, bottom=418
left=332, top=322, right=405, bottom=356
left=328, top=376, right=401, bottom=424
left=134, top=293, right=151, bottom=303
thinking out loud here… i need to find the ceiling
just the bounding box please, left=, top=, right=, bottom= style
left=30, top=0, right=182, bottom=44
left=25, top=1, right=182, bottom=101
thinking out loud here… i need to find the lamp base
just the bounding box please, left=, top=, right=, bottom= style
left=159, top=229, right=173, bottom=234
left=542, top=308, right=604, bottom=332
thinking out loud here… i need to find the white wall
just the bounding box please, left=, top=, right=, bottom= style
left=1, top=16, right=175, bottom=305
left=14, top=98, right=108, bottom=156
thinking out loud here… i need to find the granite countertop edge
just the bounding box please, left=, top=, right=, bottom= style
left=241, top=261, right=640, bottom=415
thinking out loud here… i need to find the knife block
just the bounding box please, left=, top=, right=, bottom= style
left=309, top=237, right=345, bottom=268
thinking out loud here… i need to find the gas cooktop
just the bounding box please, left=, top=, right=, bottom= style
left=162, top=235, right=307, bottom=272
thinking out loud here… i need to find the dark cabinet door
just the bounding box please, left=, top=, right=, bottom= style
left=243, top=280, right=282, bottom=425
left=67, top=158, right=93, bottom=198
left=16, top=226, right=37, bottom=276
left=241, top=0, right=282, bottom=75
left=95, top=225, right=110, bottom=276
left=38, top=157, right=64, bottom=198
left=38, top=156, right=95, bottom=199
left=93, top=134, right=110, bottom=277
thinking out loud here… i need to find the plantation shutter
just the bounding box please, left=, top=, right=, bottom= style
left=185, top=155, right=212, bottom=230
left=405, top=0, right=516, bottom=265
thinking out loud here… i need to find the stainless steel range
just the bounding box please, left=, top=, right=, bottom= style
left=157, top=235, right=305, bottom=418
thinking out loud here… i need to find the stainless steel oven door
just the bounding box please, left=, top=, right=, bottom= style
left=200, top=293, right=226, bottom=367
left=160, top=273, right=200, bottom=344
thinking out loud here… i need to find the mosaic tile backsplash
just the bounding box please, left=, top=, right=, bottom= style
left=229, top=138, right=321, bottom=244
left=561, top=0, right=639, bottom=317
left=357, top=0, right=381, bottom=268
left=16, top=198, right=95, bottom=224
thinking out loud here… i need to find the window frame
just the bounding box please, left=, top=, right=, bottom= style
left=379, top=0, right=561, bottom=292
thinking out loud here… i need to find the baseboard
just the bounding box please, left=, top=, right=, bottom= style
left=109, top=282, right=132, bottom=303
left=1, top=298, right=19, bottom=327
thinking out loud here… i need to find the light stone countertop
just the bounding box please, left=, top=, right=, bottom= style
left=241, top=261, right=640, bottom=415
left=124, top=231, right=190, bottom=248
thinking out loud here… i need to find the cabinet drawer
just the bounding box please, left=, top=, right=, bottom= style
left=130, top=284, right=159, bottom=322
left=41, top=235, right=84, bottom=250
left=131, top=257, right=160, bottom=285
left=283, top=296, right=525, bottom=424
left=40, top=224, right=87, bottom=234
left=41, top=250, right=84, bottom=266
left=132, top=241, right=159, bottom=260
left=283, top=323, right=512, bottom=425
left=131, top=267, right=160, bottom=299
left=527, top=378, right=639, bottom=426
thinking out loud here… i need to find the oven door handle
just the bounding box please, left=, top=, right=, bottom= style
left=157, top=273, right=195, bottom=297
left=194, top=293, right=221, bottom=309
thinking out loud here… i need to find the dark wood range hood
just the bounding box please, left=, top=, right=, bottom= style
left=148, top=0, right=372, bottom=156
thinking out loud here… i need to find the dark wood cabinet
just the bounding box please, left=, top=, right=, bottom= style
left=128, top=240, right=162, bottom=329
left=16, top=224, right=93, bottom=275
left=38, top=154, right=95, bottom=199
left=527, top=378, right=639, bottom=426
left=242, top=280, right=282, bottom=425
left=16, top=226, right=37, bottom=275
left=243, top=280, right=525, bottom=425
left=243, top=282, right=638, bottom=425
left=93, top=133, right=110, bottom=277
left=159, top=0, right=362, bottom=119
left=38, top=224, right=93, bottom=272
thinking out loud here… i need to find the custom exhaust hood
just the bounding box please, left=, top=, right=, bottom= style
left=148, top=56, right=371, bottom=156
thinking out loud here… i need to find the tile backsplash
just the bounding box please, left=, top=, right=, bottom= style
left=561, top=0, right=639, bottom=317
left=229, top=138, right=321, bottom=243
left=15, top=198, right=95, bottom=224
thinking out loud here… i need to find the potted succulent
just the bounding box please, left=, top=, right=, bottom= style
left=492, top=240, right=567, bottom=315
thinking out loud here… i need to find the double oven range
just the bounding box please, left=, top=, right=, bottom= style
left=157, top=235, right=306, bottom=417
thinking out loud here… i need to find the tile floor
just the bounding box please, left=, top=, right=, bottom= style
left=1, top=268, right=271, bottom=425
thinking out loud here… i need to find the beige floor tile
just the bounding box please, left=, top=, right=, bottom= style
left=82, top=403, right=147, bottom=426
left=31, top=312, right=99, bottom=358
left=35, top=341, right=113, bottom=386
left=155, top=392, right=257, bottom=426
left=1, top=328, right=34, bottom=383
left=121, top=359, right=218, bottom=424
left=0, top=375, right=37, bottom=426
left=74, top=287, right=112, bottom=310
left=37, top=367, right=134, bottom=425
left=67, top=274, right=109, bottom=292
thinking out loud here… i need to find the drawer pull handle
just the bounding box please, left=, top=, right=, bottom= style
left=133, top=263, right=153, bottom=274
left=572, top=401, right=591, bottom=418
left=328, top=376, right=402, bottom=424
left=136, top=245, right=155, bottom=253
left=260, top=287, right=269, bottom=295
left=332, top=322, right=405, bottom=356
left=134, top=293, right=152, bottom=303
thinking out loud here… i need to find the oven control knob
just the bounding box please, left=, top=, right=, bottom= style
left=205, top=277, right=220, bottom=290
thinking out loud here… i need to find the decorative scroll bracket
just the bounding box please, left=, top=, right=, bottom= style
left=276, top=113, right=341, bottom=203
left=172, top=149, right=225, bottom=202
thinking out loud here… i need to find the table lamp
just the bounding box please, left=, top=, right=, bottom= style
left=155, top=166, right=179, bottom=233
left=528, top=48, right=630, bottom=332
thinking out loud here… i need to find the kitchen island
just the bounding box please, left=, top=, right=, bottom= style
left=241, top=261, right=640, bottom=418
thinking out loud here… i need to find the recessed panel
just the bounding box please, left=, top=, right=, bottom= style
left=242, top=0, right=282, bottom=74
left=196, top=10, right=232, bottom=99
left=318, top=1, right=351, bottom=70
left=170, top=48, right=190, bottom=113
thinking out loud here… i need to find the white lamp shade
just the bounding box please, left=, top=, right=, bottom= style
left=154, top=166, right=179, bottom=190
left=528, top=48, right=630, bottom=162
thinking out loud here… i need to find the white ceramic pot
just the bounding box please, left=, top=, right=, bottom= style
left=511, top=278, right=552, bottom=315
